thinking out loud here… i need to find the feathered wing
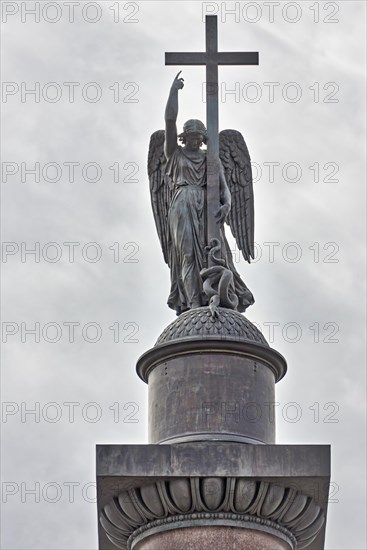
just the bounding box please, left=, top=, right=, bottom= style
left=147, top=130, right=173, bottom=265
left=219, top=129, right=254, bottom=262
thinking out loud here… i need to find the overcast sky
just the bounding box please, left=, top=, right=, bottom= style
left=1, top=1, right=366, bottom=549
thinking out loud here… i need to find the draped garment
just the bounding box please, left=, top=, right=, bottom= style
left=165, top=146, right=254, bottom=315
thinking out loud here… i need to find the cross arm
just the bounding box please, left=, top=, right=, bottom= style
left=165, top=52, right=208, bottom=65
left=165, top=52, right=259, bottom=66
left=217, top=51, right=259, bottom=65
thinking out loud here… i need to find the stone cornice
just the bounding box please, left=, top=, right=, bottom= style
left=100, top=477, right=325, bottom=549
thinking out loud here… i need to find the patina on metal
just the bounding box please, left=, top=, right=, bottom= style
left=148, top=15, right=259, bottom=316
left=136, top=307, right=287, bottom=445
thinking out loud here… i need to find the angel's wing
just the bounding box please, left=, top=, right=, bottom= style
left=219, top=129, right=254, bottom=263
left=147, top=130, right=173, bottom=265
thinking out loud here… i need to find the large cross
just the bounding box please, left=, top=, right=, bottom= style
left=165, top=15, right=259, bottom=263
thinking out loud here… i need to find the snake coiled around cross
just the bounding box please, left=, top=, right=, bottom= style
left=200, top=239, right=239, bottom=317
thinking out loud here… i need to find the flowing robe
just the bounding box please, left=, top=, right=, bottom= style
left=165, top=145, right=254, bottom=315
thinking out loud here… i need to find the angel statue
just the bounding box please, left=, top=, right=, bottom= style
left=148, top=72, right=255, bottom=316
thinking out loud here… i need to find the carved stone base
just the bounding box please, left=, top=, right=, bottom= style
left=96, top=443, right=330, bottom=550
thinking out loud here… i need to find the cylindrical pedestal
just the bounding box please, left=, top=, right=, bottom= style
left=136, top=309, right=286, bottom=445
left=146, top=348, right=280, bottom=444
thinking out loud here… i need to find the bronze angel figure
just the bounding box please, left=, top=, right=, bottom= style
left=148, top=72, right=255, bottom=316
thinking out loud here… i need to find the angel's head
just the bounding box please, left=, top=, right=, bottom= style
left=178, top=119, right=207, bottom=150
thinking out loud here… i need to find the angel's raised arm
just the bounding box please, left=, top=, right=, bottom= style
left=164, top=72, right=184, bottom=158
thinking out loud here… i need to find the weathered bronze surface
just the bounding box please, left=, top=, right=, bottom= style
left=147, top=353, right=277, bottom=445
left=148, top=15, right=259, bottom=316
left=155, top=307, right=269, bottom=346
left=136, top=308, right=287, bottom=445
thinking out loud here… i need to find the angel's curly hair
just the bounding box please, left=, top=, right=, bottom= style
left=178, top=119, right=208, bottom=144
